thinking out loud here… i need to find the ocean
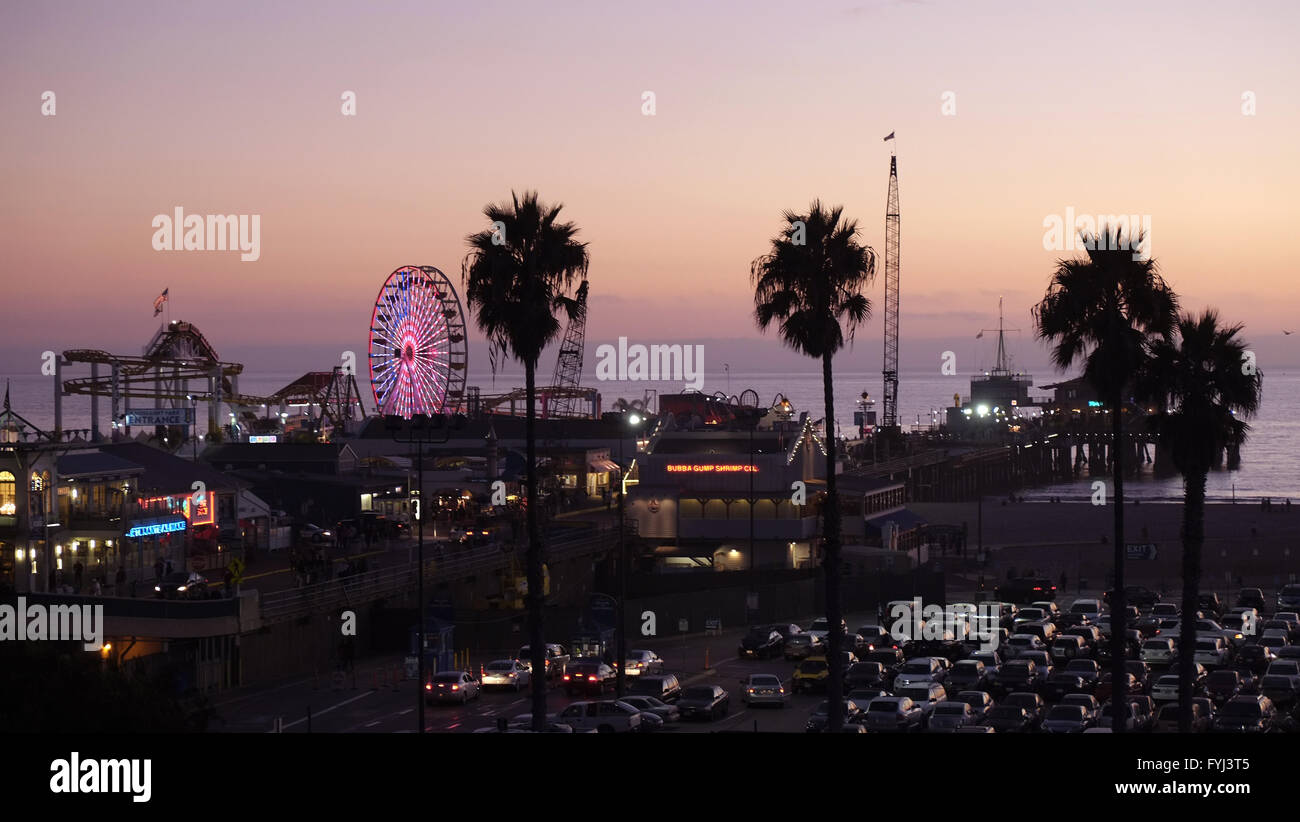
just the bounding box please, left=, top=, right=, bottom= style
left=5, top=367, right=1297, bottom=502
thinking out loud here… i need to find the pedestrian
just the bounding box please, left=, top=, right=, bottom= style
left=154, top=558, right=164, bottom=583
left=115, top=565, right=126, bottom=597
left=165, top=558, right=173, bottom=576
left=73, top=561, right=84, bottom=593
left=90, top=578, right=102, bottom=596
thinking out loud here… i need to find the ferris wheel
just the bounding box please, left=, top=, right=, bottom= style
left=368, top=265, right=468, bottom=418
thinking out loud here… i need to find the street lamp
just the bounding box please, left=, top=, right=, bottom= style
left=616, top=411, right=643, bottom=698
left=386, top=412, right=460, bottom=733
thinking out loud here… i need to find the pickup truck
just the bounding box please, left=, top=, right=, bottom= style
left=518, top=644, right=570, bottom=679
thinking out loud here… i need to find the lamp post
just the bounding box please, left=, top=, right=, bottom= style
left=387, top=413, right=458, bottom=733
left=187, top=395, right=198, bottom=460
left=748, top=412, right=757, bottom=622
left=616, top=411, right=642, bottom=698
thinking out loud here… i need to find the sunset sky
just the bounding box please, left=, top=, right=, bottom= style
left=3, top=0, right=1298, bottom=376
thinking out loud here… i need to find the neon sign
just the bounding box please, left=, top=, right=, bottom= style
left=666, top=464, right=758, bottom=473
left=125, top=519, right=187, bottom=538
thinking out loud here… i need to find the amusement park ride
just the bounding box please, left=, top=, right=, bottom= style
left=51, top=265, right=634, bottom=446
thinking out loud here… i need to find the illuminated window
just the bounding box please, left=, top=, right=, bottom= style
left=0, top=471, right=15, bottom=516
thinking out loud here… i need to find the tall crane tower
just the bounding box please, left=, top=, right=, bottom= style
left=547, top=279, right=589, bottom=418
left=881, top=151, right=901, bottom=432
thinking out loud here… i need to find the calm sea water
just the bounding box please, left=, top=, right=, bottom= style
left=6, top=368, right=1297, bottom=501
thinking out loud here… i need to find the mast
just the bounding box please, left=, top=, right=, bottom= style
left=881, top=153, right=900, bottom=430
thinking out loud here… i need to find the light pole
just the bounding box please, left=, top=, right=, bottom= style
left=616, top=411, right=642, bottom=698
left=748, top=411, right=757, bottom=622
left=387, top=413, right=458, bottom=733
left=187, top=395, right=198, bottom=460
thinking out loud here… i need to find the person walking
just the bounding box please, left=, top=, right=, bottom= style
left=165, top=558, right=173, bottom=576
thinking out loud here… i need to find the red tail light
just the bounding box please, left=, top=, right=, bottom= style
left=452, top=684, right=460, bottom=691
left=563, top=674, right=571, bottom=681
left=588, top=675, right=598, bottom=682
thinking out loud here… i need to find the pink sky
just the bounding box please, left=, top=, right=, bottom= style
left=2, top=0, right=1298, bottom=373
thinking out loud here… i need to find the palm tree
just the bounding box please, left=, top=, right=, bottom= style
left=463, top=191, right=588, bottom=731
left=1136, top=310, right=1262, bottom=732
left=752, top=201, right=875, bottom=733
left=1033, top=223, right=1178, bottom=731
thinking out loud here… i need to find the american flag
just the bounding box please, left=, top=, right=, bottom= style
left=153, top=288, right=168, bottom=316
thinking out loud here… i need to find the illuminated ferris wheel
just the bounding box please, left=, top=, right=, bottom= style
left=368, top=265, right=467, bottom=418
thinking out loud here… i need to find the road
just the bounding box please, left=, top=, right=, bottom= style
left=211, top=610, right=890, bottom=734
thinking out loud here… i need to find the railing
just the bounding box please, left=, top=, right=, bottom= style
left=257, top=525, right=618, bottom=625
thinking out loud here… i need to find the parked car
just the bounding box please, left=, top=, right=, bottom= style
left=926, top=701, right=976, bottom=733
left=844, top=661, right=891, bottom=691
left=1005, top=634, right=1047, bottom=658
left=740, top=673, right=787, bottom=708
left=783, top=633, right=824, bottom=660
left=627, top=673, right=682, bottom=703
left=895, top=682, right=947, bottom=725
left=1192, top=636, right=1230, bottom=668
left=1041, top=672, right=1090, bottom=702
left=1235, top=645, right=1277, bottom=676
left=556, top=700, right=643, bottom=733
left=1258, top=674, right=1300, bottom=707
left=1051, top=635, right=1088, bottom=664
left=481, top=659, right=532, bottom=691
left=955, top=690, right=994, bottom=723
left=1003, top=692, right=1046, bottom=728
left=563, top=661, right=616, bottom=696
left=984, top=705, right=1033, bottom=733
left=863, top=696, right=924, bottom=732
left=1041, top=703, right=1091, bottom=733
left=792, top=657, right=831, bottom=693
left=947, top=659, right=990, bottom=691
left=805, top=699, right=863, bottom=732
left=677, top=685, right=730, bottom=720
left=1204, top=669, right=1252, bottom=703
left=1141, top=637, right=1176, bottom=666
left=1278, top=584, right=1300, bottom=612
left=425, top=671, right=480, bottom=704
left=739, top=628, right=785, bottom=660
left=991, top=659, right=1039, bottom=696
left=1061, top=693, right=1101, bottom=725
left=1197, top=593, right=1224, bottom=620
left=617, top=695, right=680, bottom=722
left=1213, top=694, right=1277, bottom=733
left=894, top=657, right=948, bottom=687
left=1236, top=587, right=1268, bottom=612
left=1155, top=701, right=1210, bottom=733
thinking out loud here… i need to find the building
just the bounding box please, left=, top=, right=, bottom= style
left=625, top=412, right=826, bottom=572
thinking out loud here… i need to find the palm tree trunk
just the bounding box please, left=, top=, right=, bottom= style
left=525, top=363, right=546, bottom=732
left=822, top=352, right=844, bottom=733
left=1179, top=468, right=1206, bottom=733
left=1110, top=387, right=1127, bottom=732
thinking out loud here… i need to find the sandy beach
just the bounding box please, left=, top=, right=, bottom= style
left=912, top=501, right=1300, bottom=598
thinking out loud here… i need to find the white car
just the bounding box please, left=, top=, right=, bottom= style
left=481, top=659, right=531, bottom=691
left=1141, top=637, right=1176, bottom=665
left=623, top=649, right=664, bottom=677
left=894, top=657, right=947, bottom=687
left=1150, top=674, right=1182, bottom=702
left=1192, top=636, right=1229, bottom=667
left=741, top=673, right=788, bottom=707
left=556, top=700, right=643, bottom=733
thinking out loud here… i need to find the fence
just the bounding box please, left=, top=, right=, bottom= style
left=257, top=525, right=617, bottom=625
